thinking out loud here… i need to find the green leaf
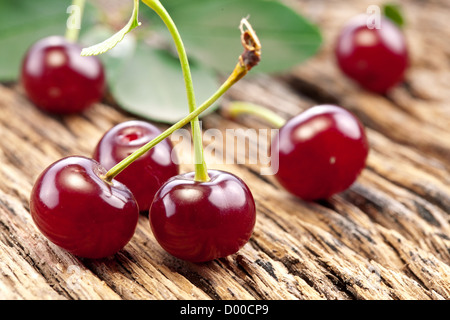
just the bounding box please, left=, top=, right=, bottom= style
left=102, top=39, right=220, bottom=123
left=81, top=0, right=141, bottom=56
left=145, top=0, right=322, bottom=74
left=383, top=3, right=405, bottom=27
left=0, top=1, right=69, bottom=81
left=0, top=0, right=98, bottom=82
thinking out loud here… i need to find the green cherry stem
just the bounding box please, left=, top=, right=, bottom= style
left=65, top=0, right=86, bottom=43
left=226, top=101, right=286, bottom=129
left=103, top=18, right=261, bottom=183
left=103, top=60, right=247, bottom=183
left=142, top=0, right=208, bottom=182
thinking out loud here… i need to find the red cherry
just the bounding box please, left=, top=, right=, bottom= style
left=29, top=156, right=139, bottom=259
left=21, top=36, right=105, bottom=113
left=335, top=14, right=408, bottom=93
left=272, top=105, right=369, bottom=201
left=149, top=170, right=256, bottom=262
left=93, top=120, right=180, bottom=212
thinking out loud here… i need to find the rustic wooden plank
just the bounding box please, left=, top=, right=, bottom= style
left=1, top=0, right=449, bottom=300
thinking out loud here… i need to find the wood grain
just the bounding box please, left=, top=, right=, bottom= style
left=1, top=0, right=449, bottom=300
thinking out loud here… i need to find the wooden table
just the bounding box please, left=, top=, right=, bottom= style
left=1, top=0, right=449, bottom=300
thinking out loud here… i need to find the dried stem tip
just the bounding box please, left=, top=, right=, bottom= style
left=239, top=18, right=261, bottom=71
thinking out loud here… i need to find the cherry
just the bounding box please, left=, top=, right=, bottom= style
left=93, top=120, right=180, bottom=212
left=29, top=156, right=139, bottom=259
left=271, top=105, right=369, bottom=201
left=149, top=170, right=256, bottom=262
left=21, top=36, right=105, bottom=114
left=335, top=14, right=408, bottom=93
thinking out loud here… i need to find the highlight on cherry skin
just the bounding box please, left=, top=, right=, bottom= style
left=271, top=104, right=369, bottom=201
left=335, top=14, right=409, bottom=93
left=149, top=170, right=256, bottom=263
left=93, top=120, right=180, bottom=212
left=21, top=36, right=105, bottom=114
left=29, top=156, right=139, bottom=259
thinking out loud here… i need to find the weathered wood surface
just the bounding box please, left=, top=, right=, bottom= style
left=1, top=0, right=449, bottom=300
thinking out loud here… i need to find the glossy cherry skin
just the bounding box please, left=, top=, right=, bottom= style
left=149, top=170, right=256, bottom=263
left=21, top=36, right=105, bottom=113
left=93, top=120, right=180, bottom=212
left=271, top=105, right=369, bottom=201
left=335, top=14, right=408, bottom=93
left=29, top=156, right=139, bottom=259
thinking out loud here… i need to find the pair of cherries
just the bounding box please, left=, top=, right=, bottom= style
left=272, top=13, right=407, bottom=197
left=29, top=119, right=256, bottom=262
left=272, top=12, right=406, bottom=199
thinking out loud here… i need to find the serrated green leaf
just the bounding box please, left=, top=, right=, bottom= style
left=145, top=0, right=322, bottom=74
left=81, top=0, right=141, bottom=56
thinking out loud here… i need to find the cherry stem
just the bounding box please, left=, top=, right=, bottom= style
left=142, top=0, right=208, bottom=182
left=103, top=18, right=261, bottom=183
left=65, top=0, right=86, bottom=43
left=226, top=101, right=286, bottom=128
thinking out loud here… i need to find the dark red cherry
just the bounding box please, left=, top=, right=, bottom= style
left=149, top=170, right=256, bottom=262
left=93, top=120, right=180, bottom=212
left=335, top=14, right=408, bottom=93
left=271, top=105, right=369, bottom=201
left=21, top=36, right=105, bottom=113
left=29, top=156, right=139, bottom=259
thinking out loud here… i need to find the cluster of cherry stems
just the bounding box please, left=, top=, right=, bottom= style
left=23, top=1, right=408, bottom=263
